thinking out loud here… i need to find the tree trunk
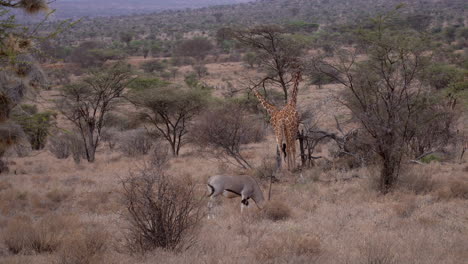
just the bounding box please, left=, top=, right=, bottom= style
left=170, top=142, right=178, bottom=157
left=87, top=126, right=96, bottom=162
left=379, top=153, right=400, bottom=193
left=298, top=130, right=306, bottom=167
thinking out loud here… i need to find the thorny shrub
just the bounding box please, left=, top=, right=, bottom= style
left=118, top=128, right=153, bottom=156
left=191, top=103, right=265, bottom=169
left=121, top=163, right=204, bottom=252
left=48, top=132, right=85, bottom=163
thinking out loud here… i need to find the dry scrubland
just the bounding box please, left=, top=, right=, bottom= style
left=1, top=61, right=468, bottom=264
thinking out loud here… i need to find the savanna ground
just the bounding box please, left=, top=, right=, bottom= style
left=1, top=60, right=467, bottom=264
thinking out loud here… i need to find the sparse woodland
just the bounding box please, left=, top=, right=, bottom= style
left=0, top=0, right=467, bottom=263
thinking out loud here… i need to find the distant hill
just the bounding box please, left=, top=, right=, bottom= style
left=17, top=0, right=253, bottom=21
left=34, top=0, right=465, bottom=62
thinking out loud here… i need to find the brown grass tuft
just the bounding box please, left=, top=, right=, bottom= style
left=0, top=179, right=12, bottom=191
left=46, top=188, right=70, bottom=204
left=260, top=200, right=292, bottom=221
left=30, top=189, right=71, bottom=213
left=0, top=189, right=29, bottom=215
left=447, top=180, right=468, bottom=199
left=255, top=232, right=321, bottom=263
left=396, top=166, right=435, bottom=194
left=3, top=215, right=35, bottom=254
left=2, top=214, right=75, bottom=254
left=55, top=226, right=109, bottom=264
left=77, top=190, right=112, bottom=213
left=436, top=180, right=468, bottom=200
left=392, top=194, right=417, bottom=218
left=360, top=240, right=398, bottom=264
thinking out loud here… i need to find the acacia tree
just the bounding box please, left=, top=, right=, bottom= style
left=312, top=10, right=454, bottom=192
left=230, top=25, right=305, bottom=103
left=129, top=85, right=209, bottom=156
left=57, top=63, right=132, bottom=162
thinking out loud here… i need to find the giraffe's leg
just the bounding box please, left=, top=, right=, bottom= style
left=276, top=145, right=282, bottom=171
left=276, top=143, right=283, bottom=170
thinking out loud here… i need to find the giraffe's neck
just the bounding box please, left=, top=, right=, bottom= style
left=253, top=90, right=277, bottom=115
left=288, top=72, right=301, bottom=108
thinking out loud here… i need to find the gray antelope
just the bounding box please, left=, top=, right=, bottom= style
left=207, top=175, right=265, bottom=219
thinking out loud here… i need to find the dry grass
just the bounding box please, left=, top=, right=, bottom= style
left=435, top=180, right=468, bottom=200
left=392, top=194, right=417, bottom=218
left=55, top=226, right=109, bottom=264
left=397, top=166, right=436, bottom=194
left=254, top=232, right=321, bottom=263
left=0, top=145, right=466, bottom=264
left=360, top=240, right=398, bottom=264
left=46, top=188, right=71, bottom=204
left=0, top=180, right=12, bottom=191
left=77, top=190, right=117, bottom=214
left=2, top=216, right=36, bottom=254
left=0, top=189, right=29, bottom=216
left=2, top=214, right=75, bottom=254
left=0, top=61, right=466, bottom=263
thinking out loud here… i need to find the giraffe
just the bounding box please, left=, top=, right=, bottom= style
left=253, top=72, right=301, bottom=171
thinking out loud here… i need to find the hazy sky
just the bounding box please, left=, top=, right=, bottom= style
left=17, top=0, right=253, bottom=21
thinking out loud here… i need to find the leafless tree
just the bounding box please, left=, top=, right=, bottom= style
left=191, top=103, right=266, bottom=169
left=299, top=114, right=360, bottom=168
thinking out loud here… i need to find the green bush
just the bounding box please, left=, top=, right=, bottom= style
left=424, top=63, right=465, bottom=90
left=127, top=77, right=170, bottom=91
left=12, top=104, right=56, bottom=150
left=308, top=71, right=336, bottom=87
left=243, top=52, right=258, bottom=68
left=421, top=154, right=441, bottom=164
left=285, top=21, right=319, bottom=33
left=140, top=60, right=166, bottom=73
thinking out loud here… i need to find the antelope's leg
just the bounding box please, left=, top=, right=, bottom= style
left=241, top=194, right=249, bottom=214
left=208, top=196, right=217, bottom=219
